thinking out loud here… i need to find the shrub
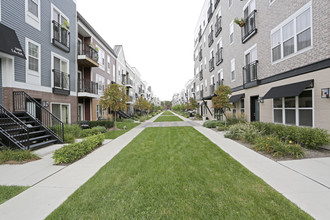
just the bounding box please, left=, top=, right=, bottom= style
left=139, top=117, right=146, bottom=122
left=203, top=120, right=224, bottom=128
left=252, top=122, right=330, bottom=149
left=88, top=120, right=114, bottom=129
left=195, top=114, right=202, bottom=120
left=254, top=136, right=304, bottom=159
left=53, top=134, right=105, bottom=164
left=64, top=133, right=75, bottom=144
left=81, top=126, right=106, bottom=137
left=225, top=123, right=261, bottom=144
left=64, top=124, right=82, bottom=138
left=225, top=114, right=247, bottom=126
left=217, top=125, right=228, bottom=131
left=0, top=150, right=39, bottom=164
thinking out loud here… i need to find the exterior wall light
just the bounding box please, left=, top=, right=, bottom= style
left=321, top=88, right=330, bottom=98
left=258, top=97, right=264, bottom=103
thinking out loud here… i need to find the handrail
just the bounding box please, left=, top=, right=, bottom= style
left=243, top=60, right=258, bottom=84
left=78, top=42, right=99, bottom=62
left=13, top=91, right=64, bottom=143
left=215, top=16, right=222, bottom=36
left=53, top=69, right=70, bottom=91
left=52, top=20, right=70, bottom=49
left=78, top=78, right=98, bottom=94
left=241, top=10, right=257, bottom=42
left=0, top=104, right=29, bottom=150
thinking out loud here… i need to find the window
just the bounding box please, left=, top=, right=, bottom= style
left=107, top=56, right=110, bottom=74
left=53, top=55, right=69, bottom=90
left=51, top=5, right=70, bottom=51
left=231, top=59, right=235, bottom=81
left=52, top=103, right=70, bottom=124
left=98, top=48, right=105, bottom=68
left=229, top=0, right=233, bottom=8
left=240, top=99, right=245, bottom=113
left=269, top=0, right=276, bottom=4
left=96, top=104, right=104, bottom=119
left=26, top=38, right=41, bottom=85
left=25, top=0, right=40, bottom=30
left=229, top=21, right=234, bottom=44
left=271, top=2, right=312, bottom=63
left=273, top=89, right=313, bottom=127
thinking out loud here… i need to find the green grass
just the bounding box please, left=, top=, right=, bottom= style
left=104, top=122, right=140, bottom=139
left=0, top=150, right=39, bottom=164
left=47, top=127, right=311, bottom=219
left=162, top=111, right=174, bottom=115
left=154, top=116, right=183, bottom=122
left=0, top=186, right=28, bottom=204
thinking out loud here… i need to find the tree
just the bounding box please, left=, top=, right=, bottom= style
left=134, top=96, right=150, bottom=116
left=100, top=83, right=129, bottom=129
left=212, top=85, right=233, bottom=126
left=185, top=97, right=199, bottom=110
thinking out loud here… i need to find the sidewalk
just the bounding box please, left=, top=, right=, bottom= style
left=0, top=127, right=144, bottom=220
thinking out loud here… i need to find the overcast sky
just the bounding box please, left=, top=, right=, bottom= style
left=77, top=0, right=204, bottom=101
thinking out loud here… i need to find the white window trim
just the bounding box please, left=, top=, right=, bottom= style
left=25, top=38, right=41, bottom=83
left=51, top=51, right=70, bottom=89
left=229, top=21, right=234, bottom=45
left=244, top=44, right=258, bottom=65
left=97, top=47, right=105, bottom=71
left=50, top=102, right=71, bottom=124
left=269, top=0, right=277, bottom=6
left=271, top=1, right=313, bottom=65
left=107, top=56, right=111, bottom=74
left=51, top=3, right=70, bottom=44
left=25, top=0, right=41, bottom=31
left=231, top=59, right=236, bottom=82
left=272, top=88, right=314, bottom=127
left=229, top=0, right=233, bottom=9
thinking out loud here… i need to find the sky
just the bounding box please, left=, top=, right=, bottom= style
left=77, top=0, right=204, bottom=101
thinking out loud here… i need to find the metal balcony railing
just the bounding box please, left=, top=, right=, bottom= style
left=52, top=20, right=70, bottom=52
left=199, top=69, right=203, bottom=81
left=208, top=29, right=214, bottom=47
left=53, top=69, right=70, bottom=92
left=216, top=47, right=223, bottom=65
left=214, top=0, right=220, bottom=9
left=243, top=60, right=258, bottom=84
left=199, top=48, right=202, bottom=61
left=198, top=28, right=202, bottom=42
left=207, top=3, right=213, bottom=22
left=78, top=43, right=99, bottom=63
left=215, top=16, right=222, bottom=37
left=78, top=78, right=98, bottom=95
left=242, top=10, right=257, bottom=43
left=209, top=56, right=215, bottom=72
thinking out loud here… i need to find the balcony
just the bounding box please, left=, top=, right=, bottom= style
left=126, top=96, right=134, bottom=104
left=53, top=69, right=70, bottom=96
left=198, top=28, right=202, bottom=42
left=207, top=3, right=213, bottom=23
left=78, top=78, right=98, bottom=97
left=208, top=29, right=214, bottom=47
left=241, top=10, right=257, bottom=43
left=199, top=90, right=204, bottom=100
left=209, top=56, right=215, bottom=72
left=243, top=60, right=260, bottom=89
left=199, top=69, right=203, bottom=81
left=78, top=43, right=99, bottom=68
left=214, top=0, right=220, bottom=9
left=122, top=76, right=133, bottom=88
left=216, top=79, right=224, bottom=88
left=215, top=16, right=222, bottom=37
left=216, top=47, right=223, bottom=65
left=52, top=20, right=70, bottom=53
left=198, top=48, right=202, bottom=61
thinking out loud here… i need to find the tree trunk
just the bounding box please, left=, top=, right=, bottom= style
left=114, top=111, right=117, bottom=129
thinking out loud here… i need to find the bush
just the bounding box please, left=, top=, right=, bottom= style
left=0, top=150, right=39, bottom=164
left=225, top=114, right=247, bottom=126
left=195, top=114, right=202, bottom=120
left=254, top=136, right=304, bottom=159
left=139, top=117, right=146, bottom=122
left=225, top=123, right=261, bottom=144
left=81, top=126, right=106, bottom=137
left=88, top=120, right=114, bottom=129
left=64, top=133, right=75, bottom=144
left=252, top=122, right=330, bottom=149
left=53, top=134, right=105, bottom=164
left=203, top=120, right=224, bottom=128
left=64, top=124, right=82, bottom=138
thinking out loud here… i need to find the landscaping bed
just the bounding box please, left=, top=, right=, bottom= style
left=0, top=150, right=39, bottom=165
left=47, top=127, right=311, bottom=219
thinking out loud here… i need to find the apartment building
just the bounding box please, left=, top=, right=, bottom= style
left=192, top=0, right=330, bottom=130
left=77, top=12, right=117, bottom=121
left=0, top=0, right=77, bottom=123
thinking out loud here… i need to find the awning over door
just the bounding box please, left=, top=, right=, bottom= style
left=229, top=93, right=245, bottom=103
left=263, top=80, right=313, bottom=99
left=0, top=23, right=26, bottom=59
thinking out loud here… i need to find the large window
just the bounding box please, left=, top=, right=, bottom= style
left=231, top=59, right=235, bottom=81
left=28, top=0, right=38, bottom=17
left=273, top=89, right=313, bottom=127
left=52, top=103, right=70, bottom=124
left=107, top=56, right=110, bottom=74
left=98, top=48, right=105, bottom=69
left=53, top=56, right=69, bottom=90
left=25, top=0, right=40, bottom=30
left=26, top=38, right=40, bottom=85
left=229, top=21, right=234, bottom=44
left=271, top=2, right=312, bottom=63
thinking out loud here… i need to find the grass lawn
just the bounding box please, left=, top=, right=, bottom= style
left=154, top=116, right=183, bottom=122
left=47, top=127, right=310, bottom=219
left=0, top=186, right=28, bottom=204
left=162, top=111, right=174, bottom=115
left=104, top=122, right=140, bottom=139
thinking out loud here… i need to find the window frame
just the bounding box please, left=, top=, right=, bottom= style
left=50, top=102, right=71, bottom=124
left=229, top=21, right=234, bottom=45
left=25, top=0, right=41, bottom=30
left=230, top=58, right=236, bottom=82
left=272, top=88, right=314, bottom=127
left=51, top=52, right=70, bottom=90
left=98, top=47, right=105, bottom=70
left=270, top=1, right=312, bottom=64
left=107, top=55, right=111, bottom=74
left=26, top=38, right=41, bottom=78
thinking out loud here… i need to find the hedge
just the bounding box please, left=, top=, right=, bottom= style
left=53, top=134, right=105, bottom=165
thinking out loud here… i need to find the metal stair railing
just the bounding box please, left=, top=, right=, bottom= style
left=0, top=104, right=29, bottom=150
left=13, top=91, right=64, bottom=143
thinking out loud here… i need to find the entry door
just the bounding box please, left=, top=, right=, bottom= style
left=250, top=96, right=260, bottom=122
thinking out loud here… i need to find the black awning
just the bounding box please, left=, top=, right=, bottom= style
left=0, top=23, right=26, bottom=59
left=202, top=94, right=215, bottom=100
left=229, top=93, right=245, bottom=103
left=263, top=80, right=313, bottom=99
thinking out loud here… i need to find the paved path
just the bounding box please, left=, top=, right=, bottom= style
left=1, top=111, right=330, bottom=219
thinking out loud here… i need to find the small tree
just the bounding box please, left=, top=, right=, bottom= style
left=212, top=85, right=233, bottom=126
left=100, top=83, right=129, bottom=129
left=185, top=97, right=199, bottom=111
left=134, top=96, right=150, bottom=116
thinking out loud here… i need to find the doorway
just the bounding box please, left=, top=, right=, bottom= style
left=250, top=96, right=259, bottom=122
left=27, top=98, right=42, bottom=121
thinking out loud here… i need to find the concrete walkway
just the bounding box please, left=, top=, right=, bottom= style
left=1, top=111, right=330, bottom=219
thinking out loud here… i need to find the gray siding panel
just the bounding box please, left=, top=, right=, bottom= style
left=1, top=0, right=76, bottom=91
left=0, top=58, right=2, bottom=105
